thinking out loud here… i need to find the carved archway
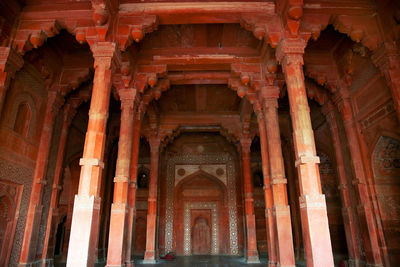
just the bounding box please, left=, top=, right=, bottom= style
left=173, top=169, right=228, bottom=256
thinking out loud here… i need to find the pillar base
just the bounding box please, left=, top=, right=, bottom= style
left=246, top=254, right=260, bottom=264
left=348, top=259, right=363, bottom=267
left=246, top=259, right=261, bottom=264
left=142, top=259, right=157, bottom=264
left=125, top=260, right=135, bottom=267
left=267, top=261, right=276, bottom=267
left=366, top=264, right=384, bottom=267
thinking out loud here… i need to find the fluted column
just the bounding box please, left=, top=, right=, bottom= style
left=66, top=42, right=119, bottom=267
left=254, top=103, right=277, bottom=266
left=125, top=109, right=142, bottom=266
left=262, top=87, right=295, bottom=267
left=240, top=137, right=260, bottom=263
left=106, top=89, right=136, bottom=267
left=276, top=38, right=334, bottom=267
left=334, top=88, right=383, bottom=266
left=19, top=91, right=64, bottom=266
left=0, top=47, right=23, bottom=117
left=143, top=136, right=160, bottom=263
left=41, top=103, right=77, bottom=265
left=322, top=101, right=361, bottom=267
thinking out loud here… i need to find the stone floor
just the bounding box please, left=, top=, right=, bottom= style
left=56, top=256, right=308, bottom=267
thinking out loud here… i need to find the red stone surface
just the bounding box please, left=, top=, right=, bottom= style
left=0, top=1, right=399, bottom=266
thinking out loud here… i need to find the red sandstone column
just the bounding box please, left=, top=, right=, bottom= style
left=106, top=88, right=137, bottom=267
left=276, top=38, right=334, bottom=267
left=261, top=87, right=295, bottom=267
left=125, top=109, right=142, bottom=266
left=66, top=42, right=119, bottom=267
left=144, top=136, right=160, bottom=263
left=18, top=90, right=64, bottom=266
left=321, top=101, right=361, bottom=267
left=334, top=89, right=383, bottom=266
left=240, top=137, right=260, bottom=263
left=41, top=103, right=76, bottom=265
left=254, top=102, right=277, bottom=266
left=372, top=42, right=400, bottom=122
left=0, top=47, right=23, bottom=116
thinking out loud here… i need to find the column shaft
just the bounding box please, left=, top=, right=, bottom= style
left=106, top=89, right=136, bottom=267
left=277, top=38, right=334, bottom=267
left=41, top=104, right=75, bottom=264
left=240, top=138, right=260, bottom=263
left=322, top=102, right=361, bottom=266
left=336, top=94, right=383, bottom=266
left=126, top=114, right=142, bottom=266
left=66, top=42, right=118, bottom=267
left=19, top=91, right=63, bottom=265
left=144, top=137, right=160, bottom=263
left=263, top=93, right=295, bottom=267
left=256, top=112, right=277, bottom=266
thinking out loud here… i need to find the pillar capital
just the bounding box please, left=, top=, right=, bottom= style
left=91, top=42, right=120, bottom=70
left=321, top=100, right=335, bottom=116
left=276, top=38, right=306, bottom=68
left=240, top=137, right=252, bottom=153
left=47, top=90, right=65, bottom=115
left=371, top=41, right=399, bottom=73
left=149, top=136, right=161, bottom=152
left=0, top=47, right=24, bottom=73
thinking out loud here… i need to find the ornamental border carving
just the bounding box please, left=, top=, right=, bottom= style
left=183, top=202, right=218, bottom=255
left=164, top=153, right=239, bottom=255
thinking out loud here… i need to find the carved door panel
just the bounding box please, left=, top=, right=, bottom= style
left=191, top=209, right=211, bottom=255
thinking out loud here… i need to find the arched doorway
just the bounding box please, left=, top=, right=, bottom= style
left=173, top=170, right=228, bottom=255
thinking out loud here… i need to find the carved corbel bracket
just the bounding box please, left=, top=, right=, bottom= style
left=13, top=19, right=62, bottom=54
left=331, top=15, right=382, bottom=51
left=117, top=15, right=159, bottom=50
left=240, top=15, right=283, bottom=48
left=276, top=0, right=304, bottom=37
left=133, top=64, right=167, bottom=92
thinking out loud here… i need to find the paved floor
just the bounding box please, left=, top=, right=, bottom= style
left=58, top=256, right=307, bottom=267
left=56, top=256, right=308, bottom=267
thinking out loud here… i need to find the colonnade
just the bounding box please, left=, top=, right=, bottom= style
left=8, top=37, right=391, bottom=267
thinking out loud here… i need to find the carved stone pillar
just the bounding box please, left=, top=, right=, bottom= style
left=66, top=42, right=119, bottom=267
left=125, top=109, right=142, bottom=266
left=372, top=42, right=400, bottom=122
left=254, top=102, right=277, bottom=266
left=0, top=47, right=24, bottom=117
left=41, top=103, right=77, bottom=265
left=262, top=87, right=295, bottom=267
left=106, top=89, right=136, bottom=267
left=240, top=137, right=260, bottom=263
left=18, top=90, right=64, bottom=266
left=334, top=89, right=383, bottom=266
left=322, top=101, right=361, bottom=267
left=276, top=38, right=334, bottom=267
left=144, top=136, right=160, bottom=263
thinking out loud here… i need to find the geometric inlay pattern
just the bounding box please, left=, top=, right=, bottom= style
left=164, top=153, right=239, bottom=255
left=183, top=202, right=218, bottom=255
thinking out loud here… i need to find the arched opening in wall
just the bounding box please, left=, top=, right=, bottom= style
left=13, top=102, right=31, bottom=137
left=372, top=135, right=400, bottom=265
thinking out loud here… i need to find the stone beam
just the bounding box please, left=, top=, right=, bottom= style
left=119, top=2, right=276, bottom=24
